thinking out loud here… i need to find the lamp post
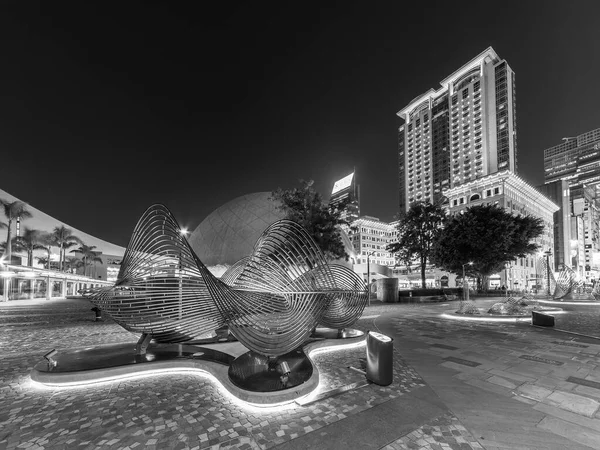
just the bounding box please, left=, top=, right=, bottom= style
left=545, top=250, right=552, bottom=297
left=366, top=251, right=375, bottom=306
left=462, top=261, right=473, bottom=303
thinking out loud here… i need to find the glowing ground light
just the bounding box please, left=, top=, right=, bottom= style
left=29, top=338, right=367, bottom=411
left=536, top=298, right=600, bottom=306
left=441, top=313, right=537, bottom=323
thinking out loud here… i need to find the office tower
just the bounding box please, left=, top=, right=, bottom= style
left=329, top=172, right=360, bottom=224
left=397, top=47, right=517, bottom=213
left=543, top=128, right=600, bottom=281
left=543, top=128, right=600, bottom=198
left=536, top=180, right=572, bottom=272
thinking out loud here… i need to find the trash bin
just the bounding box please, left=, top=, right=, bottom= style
left=366, top=331, right=393, bottom=386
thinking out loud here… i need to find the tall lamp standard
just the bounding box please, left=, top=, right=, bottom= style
left=366, top=251, right=375, bottom=306
left=462, top=261, right=473, bottom=304
left=544, top=250, right=552, bottom=297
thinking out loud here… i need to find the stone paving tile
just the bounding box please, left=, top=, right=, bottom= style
left=0, top=299, right=425, bottom=450
left=379, top=412, right=484, bottom=450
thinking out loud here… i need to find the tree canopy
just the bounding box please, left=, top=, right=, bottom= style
left=0, top=199, right=33, bottom=262
left=431, top=204, right=545, bottom=289
left=270, top=179, right=350, bottom=261
left=387, top=202, right=446, bottom=288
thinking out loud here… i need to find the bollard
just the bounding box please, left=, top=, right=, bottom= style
left=366, top=331, right=393, bottom=386
left=91, top=306, right=102, bottom=322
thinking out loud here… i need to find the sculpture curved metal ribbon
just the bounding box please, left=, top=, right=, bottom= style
left=85, top=204, right=368, bottom=357
left=538, top=256, right=597, bottom=300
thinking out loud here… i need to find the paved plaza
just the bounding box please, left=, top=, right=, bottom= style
left=2, top=298, right=600, bottom=449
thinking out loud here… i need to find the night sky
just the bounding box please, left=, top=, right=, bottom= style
left=1, top=1, right=599, bottom=247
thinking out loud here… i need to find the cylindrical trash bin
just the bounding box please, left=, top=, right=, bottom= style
left=377, top=278, right=399, bottom=303
left=366, top=331, right=393, bottom=386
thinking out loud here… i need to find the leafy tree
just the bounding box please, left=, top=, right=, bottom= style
left=13, top=228, right=46, bottom=266
left=50, top=226, right=83, bottom=271
left=387, top=202, right=446, bottom=288
left=0, top=200, right=33, bottom=264
left=271, top=179, right=350, bottom=261
left=430, top=204, right=545, bottom=290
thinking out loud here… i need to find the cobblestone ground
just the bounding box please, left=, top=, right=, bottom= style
left=0, top=298, right=449, bottom=450
left=382, top=413, right=484, bottom=450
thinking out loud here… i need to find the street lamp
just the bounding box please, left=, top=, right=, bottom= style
left=462, top=261, right=473, bottom=303
left=544, top=250, right=552, bottom=297
left=366, top=251, right=375, bottom=306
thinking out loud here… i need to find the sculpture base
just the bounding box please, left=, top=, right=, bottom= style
left=228, top=349, right=313, bottom=392
left=312, top=327, right=364, bottom=340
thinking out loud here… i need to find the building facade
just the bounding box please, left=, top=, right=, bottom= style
left=536, top=180, right=571, bottom=272
left=543, top=128, right=600, bottom=284
left=443, top=171, right=559, bottom=291
left=329, top=172, right=360, bottom=224
left=348, top=216, right=396, bottom=267
left=397, top=47, right=517, bottom=212
left=0, top=188, right=125, bottom=301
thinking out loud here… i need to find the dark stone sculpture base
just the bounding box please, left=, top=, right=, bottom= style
left=228, top=349, right=313, bottom=392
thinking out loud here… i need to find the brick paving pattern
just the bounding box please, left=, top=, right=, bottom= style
left=0, top=299, right=424, bottom=450
left=4, top=297, right=600, bottom=449
left=381, top=413, right=483, bottom=450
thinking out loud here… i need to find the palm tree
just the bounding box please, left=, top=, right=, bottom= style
left=13, top=228, right=45, bottom=266
left=0, top=200, right=33, bottom=264
left=38, top=233, right=56, bottom=270
left=90, top=251, right=103, bottom=278
left=63, top=256, right=83, bottom=274
left=35, top=255, right=59, bottom=271
left=70, top=244, right=99, bottom=277
left=50, top=226, right=83, bottom=271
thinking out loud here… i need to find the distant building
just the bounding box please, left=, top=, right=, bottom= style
left=0, top=188, right=124, bottom=301
left=329, top=172, right=360, bottom=224
left=443, top=171, right=559, bottom=290
left=347, top=216, right=395, bottom=282
left=536, top=180, right=571, bottom=272
left=543, top=128, right=600, bottom=283
left=397, top=47, right=517, bottom=213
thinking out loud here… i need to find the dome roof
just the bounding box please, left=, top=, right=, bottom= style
left=188, top=192, right=285, bottom=266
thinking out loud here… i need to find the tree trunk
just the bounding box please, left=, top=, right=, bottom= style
left=482, top=275, right=489, bottom=291
left=421, top=257, right=426, bottom=289
left=6, top=218, right=12, bottom=262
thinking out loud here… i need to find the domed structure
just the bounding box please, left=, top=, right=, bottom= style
left=188, top=192, right=285, bottom=266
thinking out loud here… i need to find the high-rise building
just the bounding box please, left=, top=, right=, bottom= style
left=543, top=128, right=600, bottom=198
left=543, top=128, right=600, bottom=282
left=329, top=172, right=360, bottom=224
left=397, top=47, right=517, bottom=213
left=536, top=180, right=572, bottom=272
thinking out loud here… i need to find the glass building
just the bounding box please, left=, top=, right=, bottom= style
left=543, top=128, right=600, bottom=282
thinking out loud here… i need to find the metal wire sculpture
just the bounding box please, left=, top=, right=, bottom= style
left=537, top=258, right=597, bottom=300
left=85, top=204, right=368, bottom=357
